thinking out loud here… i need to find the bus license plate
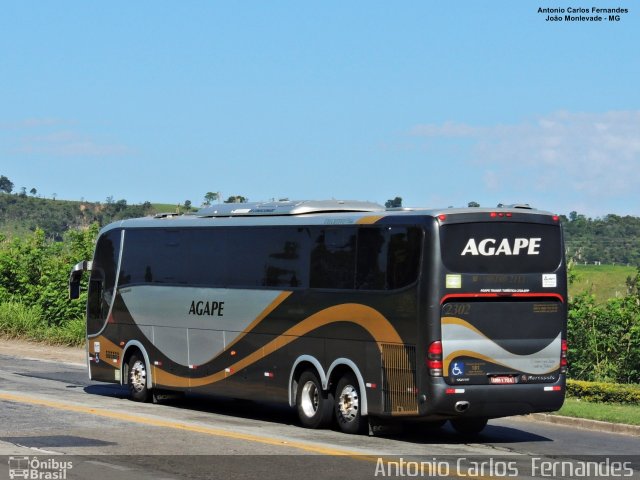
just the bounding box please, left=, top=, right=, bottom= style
left=490, top=376, right=516, bottom=384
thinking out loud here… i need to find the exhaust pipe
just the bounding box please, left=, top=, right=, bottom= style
left=455, top=401, right=470, bottom=413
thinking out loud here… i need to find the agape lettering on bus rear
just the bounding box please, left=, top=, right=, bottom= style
left=461, top=238, right=541, bottom=256
left=188, top=300, right=225, bottom=316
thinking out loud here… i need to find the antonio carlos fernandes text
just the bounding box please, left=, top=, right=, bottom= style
left=373, top=457, right=634, bottom=477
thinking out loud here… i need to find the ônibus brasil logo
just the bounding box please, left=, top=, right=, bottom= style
left=8, top=456, right=73, bottom=480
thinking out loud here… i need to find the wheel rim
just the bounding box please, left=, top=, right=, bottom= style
left=130, top=360, right=147, bottom=393
left=338, top=384, right=359, bottom=422
left=300, top=380, right=319, bottom=418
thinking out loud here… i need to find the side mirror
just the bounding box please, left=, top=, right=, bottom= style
left=69, top=280, right=81, bottom=300
left=68, top=260, right=92, bottom=300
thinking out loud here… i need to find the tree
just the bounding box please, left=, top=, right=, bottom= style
left=385, top=197, right=402, bottom=208
left=203, top=192, right=219, bottom=206
left=19, top=187, right=27, bottom=197
left=224, top=195, right=247, bottom=204
left=184, top=200, right=192, bottom=210
left=30, top=188, right=37, bottom=196
left=468, top=201, right=480, bottom=208
left=0, top=175, right=14, bottom=194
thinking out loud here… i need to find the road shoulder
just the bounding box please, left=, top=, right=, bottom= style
left=0, top=337, right=85, bottom=365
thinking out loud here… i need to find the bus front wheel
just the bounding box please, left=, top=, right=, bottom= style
left=335, top=373, right=366, bottom=434
left=128, top=354, right=151, bottom=402
left=296, top=370, right=333, bottom=428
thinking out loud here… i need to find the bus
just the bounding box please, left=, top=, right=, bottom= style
left=69, top=200, right=567, bottom=435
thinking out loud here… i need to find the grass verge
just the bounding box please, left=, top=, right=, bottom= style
left=570, top=264, right=636, bottom=302
left=0, top=301, right=84, bottom=347
left=555, top=398, right=640, bottom=426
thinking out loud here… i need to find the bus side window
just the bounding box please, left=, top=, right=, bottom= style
left=120, top=229, right=187, bottom=286
left=310, top=228, right=356, bottom=289
left=387, top=227, right=421, bottom=289
left=356, top=228, right=387, bottom=290
left=227, top=227, right=309, bottom=288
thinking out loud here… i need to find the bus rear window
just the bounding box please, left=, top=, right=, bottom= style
left=440, top=222, right=562, bottom=273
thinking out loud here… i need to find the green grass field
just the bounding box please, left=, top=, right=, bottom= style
left=556, top=398, right=640, bottom=425
left=569, top=264, right=637, bottom=302
left=150, top=203, right=198, bottom=214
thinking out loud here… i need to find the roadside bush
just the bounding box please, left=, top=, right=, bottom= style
left=0, top=224, right=97, bottom=327
left=46, top=317, right=85, bottom=346
left=0, top=300, right=83, bottom=346
left=568, top=272, right=640, bottom=384
left=567, top=379, right=640, bottom=405
left=0, top=301, right=42, bottom=337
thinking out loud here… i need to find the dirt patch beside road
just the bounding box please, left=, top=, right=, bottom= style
left=0, top=337, right=85, bottom=364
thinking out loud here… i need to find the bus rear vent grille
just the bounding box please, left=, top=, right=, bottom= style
left=381, top=344, right=418, bottom=415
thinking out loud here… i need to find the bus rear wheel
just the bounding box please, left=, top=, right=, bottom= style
left=450, top=417, right=488, bottom=435
left=296, top=371, right=333, bottom=428
left=128, top=354, right=151, bottom=402
left=335, top=373, right=366, bottom=434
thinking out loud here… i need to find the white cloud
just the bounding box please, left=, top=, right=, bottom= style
left=411, top=111, right=640, bottom=199
left=12, top=129, right=133, bottom=157
left=483, top=170, right=501, bottom=191
left=1, top=118, right=133, bottom=157
left=410, top=121, right=482, bottom=137
left=0, top=118, right=72, bottom=129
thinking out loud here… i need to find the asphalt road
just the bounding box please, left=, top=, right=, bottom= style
left=1, top=353, right=639, bottom=479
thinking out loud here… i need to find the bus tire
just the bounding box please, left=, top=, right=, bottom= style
left=128, top=354, right=151, bottom=402
left=335, top=373, right=366, bottom=434
left=296, top=371, right=333, bottom=428
left=450, top=417, right=488, bottom=435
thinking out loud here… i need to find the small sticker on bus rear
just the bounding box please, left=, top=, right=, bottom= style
left=542, top=274, right=557, bottom=288
left=446, top=274, right=462, bottom=289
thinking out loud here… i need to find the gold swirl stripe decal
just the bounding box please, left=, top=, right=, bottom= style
left=356, top=215, right=385, bottom=224
left=223, top=291, right=293, bottom=352
left=441, top=316, right=488, bottom=339
left=442, top=316, right=561, bottom=375
left=155, top=303, right=404, bottom=388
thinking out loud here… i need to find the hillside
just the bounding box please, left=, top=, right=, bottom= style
left=0, top=194, right=180, bottom=239
left=562, top=212, right=640, bottom=265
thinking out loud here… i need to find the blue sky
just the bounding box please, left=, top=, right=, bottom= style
left=1, top=1, right=638, bottom=217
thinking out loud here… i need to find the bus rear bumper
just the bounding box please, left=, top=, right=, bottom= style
left=421, top=377, right=566, bottom=420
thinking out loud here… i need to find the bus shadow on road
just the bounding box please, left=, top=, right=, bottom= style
left=387, top=422, right=552, bottom=445
left=167, top=392, right=300, bottom=428
left=83, top=384, right=552, bottom=445
left=83, top=384, right=299, bottom=426
left=84, top=383, right=130, bottom=398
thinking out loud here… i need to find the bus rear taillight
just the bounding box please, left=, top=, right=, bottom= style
left=561, top=339, right=568, bottom=373
left=427, top=341, right=443, bottom=377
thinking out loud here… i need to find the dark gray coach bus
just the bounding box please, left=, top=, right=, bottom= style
left=69, top=200, right=567, bottom=435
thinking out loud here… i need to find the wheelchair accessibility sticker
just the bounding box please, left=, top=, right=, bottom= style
left=451, top=362, right=464, bottom=376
